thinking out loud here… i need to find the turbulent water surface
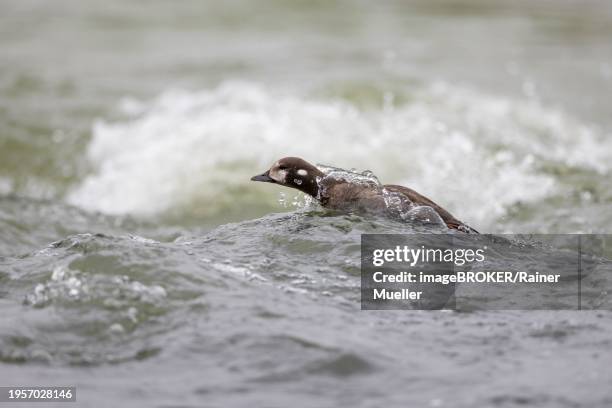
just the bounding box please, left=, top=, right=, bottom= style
left=1, top=0, right=612, bottom=407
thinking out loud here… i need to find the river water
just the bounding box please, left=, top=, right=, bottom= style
left=1, top=1, right=612, bottom=407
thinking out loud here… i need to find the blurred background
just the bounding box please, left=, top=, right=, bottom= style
left=2, top=2, right=612, bottom=407
left=1, top=0, right=611, bottom=247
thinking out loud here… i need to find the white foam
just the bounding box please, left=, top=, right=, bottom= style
left=67, top=81, right=611, bottom=228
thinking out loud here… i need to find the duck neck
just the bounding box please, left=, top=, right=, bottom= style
left=300, top=177, right=319, bottom=198
left=298, top=167, right=324, bottom=199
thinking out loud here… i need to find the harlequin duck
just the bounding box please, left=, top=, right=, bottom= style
left=251, top=157, right=478, bottom=233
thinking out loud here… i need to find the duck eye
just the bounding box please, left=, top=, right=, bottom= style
left=278, top=165, right=288, bottom=170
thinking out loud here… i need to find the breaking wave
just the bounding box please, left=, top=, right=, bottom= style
left=67, top=81, right=611, bottom=229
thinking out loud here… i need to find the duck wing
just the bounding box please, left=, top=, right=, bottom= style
left=319, top=180, right=388, bottom=212
left=383, top=184, right=479, bottom=233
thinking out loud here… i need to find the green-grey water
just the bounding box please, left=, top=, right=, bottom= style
left=1, top=0, right=612, bottom=406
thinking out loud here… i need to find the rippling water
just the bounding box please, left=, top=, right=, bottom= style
left=1, top=0, right=612, bottom=406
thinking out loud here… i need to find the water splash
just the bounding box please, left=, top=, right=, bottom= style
left=278, top=192, right=288, bottom=208
left=317, top=164, right=382, bottom=188
left=66, top=81, right=612, bottom=230
left=24, top=265, right=167, bottom=308
left=316, top=165, right=448, bottom=228
left=278, top=191, right=312, bottom=209
left=25, top=266, right=88, bottom=307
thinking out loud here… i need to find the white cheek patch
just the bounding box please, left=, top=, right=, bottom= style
left=297, top=169, right=308, bottom=176
left=269, top=169, right=287, bottom=183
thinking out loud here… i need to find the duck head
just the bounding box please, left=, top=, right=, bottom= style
left=251, top=157, right=324, bottom=197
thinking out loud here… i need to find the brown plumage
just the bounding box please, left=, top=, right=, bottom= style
left=251, top=157, right=478, bottom=233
